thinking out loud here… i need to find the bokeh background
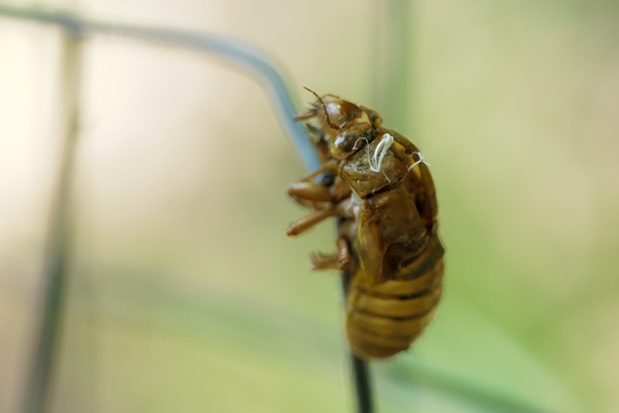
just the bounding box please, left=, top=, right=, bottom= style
left=1, top=1, right=618, bottom=412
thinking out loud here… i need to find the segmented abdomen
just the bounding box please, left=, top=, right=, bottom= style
left=345, top=238, right=444, bottom=359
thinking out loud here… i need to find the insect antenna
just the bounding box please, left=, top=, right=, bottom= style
left=303, top=86, right=340, bottom=130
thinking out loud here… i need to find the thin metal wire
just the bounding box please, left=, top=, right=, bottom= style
left=0, top=5, right=321, bottom=172
left=341, top=271, right=374, bottom=413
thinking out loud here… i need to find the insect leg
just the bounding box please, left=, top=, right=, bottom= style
left=286, top=206, right=338, bottom=236
left=310, top=236, right=352, bottom=271
left=294, top=111, right=317, bottom=121
left=310, top=253, right=340, bottom=270
left=293, top=160, right=338, bottom=183
left=287, top=161, right=339, bottom=207
left=336, top=235, right=352, bottom=267
left=288, top=181, right=333, bottom=204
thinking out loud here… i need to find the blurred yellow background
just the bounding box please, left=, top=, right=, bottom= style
left=1, top=1, right=618, bottom=412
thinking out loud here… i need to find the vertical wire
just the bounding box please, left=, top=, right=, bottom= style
left=341, top=269, right=374, bottom=413
left=22, top=29, right=83, bottom=413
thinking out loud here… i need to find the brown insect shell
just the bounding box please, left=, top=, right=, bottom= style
left=291, top=93, right=443, bottom=359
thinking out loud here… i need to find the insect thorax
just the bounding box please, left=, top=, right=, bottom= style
left=340, top=139, right=409, bottom=199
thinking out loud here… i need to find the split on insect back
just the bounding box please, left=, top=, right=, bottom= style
left=286, top=88, right=445, bottom=359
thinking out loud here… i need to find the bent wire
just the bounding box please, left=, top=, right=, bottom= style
left=0, top=5, right=321, bottom=171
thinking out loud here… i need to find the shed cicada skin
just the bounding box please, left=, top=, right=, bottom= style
left=286, top=89, right=444, bottom=359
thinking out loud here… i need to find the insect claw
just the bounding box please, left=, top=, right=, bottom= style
left=310, top=252, right=340, bottom=271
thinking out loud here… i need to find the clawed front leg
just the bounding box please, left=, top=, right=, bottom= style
left=287, top=160, right=338, bottom=207
left=310, top=236, right=352, bottom=271
left=286, top=206, right=338, bottom=236
left=287, top=161, right=354, bottom=272
left=288, top=181, right=333, bottom=205
left=286, top=161, right=341, bottom=236
left=293, top=160, right=338, bottom=185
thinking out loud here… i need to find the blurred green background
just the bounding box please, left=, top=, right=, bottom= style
left=1, top=1, right=618, bottom=412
